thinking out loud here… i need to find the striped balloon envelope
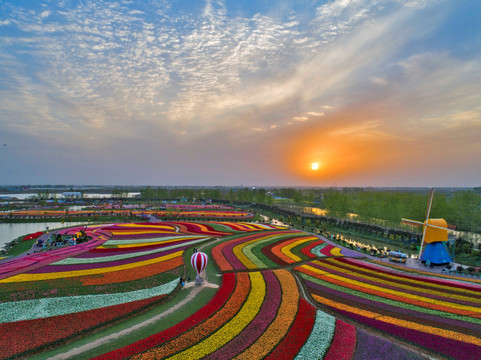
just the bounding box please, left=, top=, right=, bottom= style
left=190, top=252, right=208, bottom=275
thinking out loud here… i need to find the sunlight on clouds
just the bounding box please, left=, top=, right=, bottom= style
left=293, top=116, right=308, bottom=122
left=328, top=120, right=383, bottom=137
left=0, top=0, right=480, bottom=186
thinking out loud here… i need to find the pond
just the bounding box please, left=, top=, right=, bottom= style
left=0, top=221, right=90, bottom=249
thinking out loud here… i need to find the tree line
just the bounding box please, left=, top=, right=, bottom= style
left=321, top=189, right=481, bottom=233
left=138, top=186, right=480, bottom=233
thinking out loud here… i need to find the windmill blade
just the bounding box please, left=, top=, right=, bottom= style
left=401, top=218, right=423, bottom=227
left=423, top=222, right=456, bottom=232
left=425, top=188, right=435, bottom=221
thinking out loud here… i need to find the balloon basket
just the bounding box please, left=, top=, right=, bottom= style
left=195, top=274, right=204, bottom=286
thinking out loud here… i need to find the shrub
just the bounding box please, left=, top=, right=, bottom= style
left=461, top=243, right=472, bottom=255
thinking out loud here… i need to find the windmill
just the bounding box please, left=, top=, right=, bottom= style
left=401, top=188, right=455, bottom=265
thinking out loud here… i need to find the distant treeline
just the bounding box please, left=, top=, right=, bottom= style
left=137, top=186, right=481, bottom=233
left=321, top=189, right=481, bottom=233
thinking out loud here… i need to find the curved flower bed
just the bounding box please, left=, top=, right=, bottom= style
left=96, top=223, right=179, bottom=239
left=0, top=228, right=206, bottom=299
left=0, top=230, right=109, bottom=281
left=165, top=221, right=235, bottom=237
left=212, top=230, right=342, bottom=271
left=295, top=257, right=481, bottom=359
left=369, top=258, right=481, bottom=284
left=208, top=221, right=284, bottom=232
left=22, top=231, right=44, bottom=242
left=152, top=210, right=254, bottom=219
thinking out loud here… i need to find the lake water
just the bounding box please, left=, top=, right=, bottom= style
left=0, top=192, right=141, bottom=200
left=0, top=221, right=90, bottom=249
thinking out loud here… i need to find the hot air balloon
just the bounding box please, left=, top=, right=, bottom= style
left=191, top=251, right=208, bottom=285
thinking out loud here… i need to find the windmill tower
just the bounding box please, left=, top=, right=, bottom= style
left=401, top=189, right=455, bottom=265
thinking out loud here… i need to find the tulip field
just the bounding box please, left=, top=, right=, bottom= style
left=1, top=220, right=480, bottom=359
left=211, top=229, right=344, bottom=271
left=295, top=257, right=481, bottom=360
left=0, top=205, right=254, bottom=220
left=95, top=269, right=424, bottom=360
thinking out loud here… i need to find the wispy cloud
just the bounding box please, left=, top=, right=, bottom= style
left=0, top=0, right=480, bottom=186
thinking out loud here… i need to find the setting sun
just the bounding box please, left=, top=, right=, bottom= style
left=311, top=162, right=319, bottom=170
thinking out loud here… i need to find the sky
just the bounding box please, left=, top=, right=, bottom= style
left=0, top=0, right=480, bottom=187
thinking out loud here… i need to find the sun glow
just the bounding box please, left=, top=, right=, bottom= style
left=311, top=162, right=319, bottom=170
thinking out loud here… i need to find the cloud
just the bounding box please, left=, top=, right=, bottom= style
left=293, top=116, right=308, bottom=122
left=39, top=10, right=51, bottom=18
left=0, top=0, right=480, bottom=186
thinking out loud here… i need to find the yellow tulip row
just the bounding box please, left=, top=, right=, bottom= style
left=0, top=251, right=183, bottom=283
left=321, top=259, right=481, bottom=303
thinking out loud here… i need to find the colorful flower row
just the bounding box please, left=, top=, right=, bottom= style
left=0, top=291, right=174, bottom=359
left=0, top=229, right=109, bottom=281
left=3, top=209, right=142, bottom=218
left=53, top=236, right=209, bottom=264
left=208, top=221, right=285, bottom=233
left=0, top=278, right=179, bottom=323
left=295, top=258, right=481, bottom=359
left=152, top=210, right=254, bottom=218
left=95, top=223, right=179, bottom=239
left=369, top=258, right=481, bottom=285
left=164, top=204, right=233, bottom=210
left=335, top=257, right=481, bottom=295
left=0, top=227, right=199, bottom=299
left=212, top=230, right=343, bottom=271
left=94, top=269, right=424, bottom=360
left=22, top=231, right=44, bottom=241
left=0, top=222, right=278, bottom=299
left=164, top=221, right=235, bottom=237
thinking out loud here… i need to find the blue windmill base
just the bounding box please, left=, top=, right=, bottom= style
left=420, top=242, right=452, bottom=265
